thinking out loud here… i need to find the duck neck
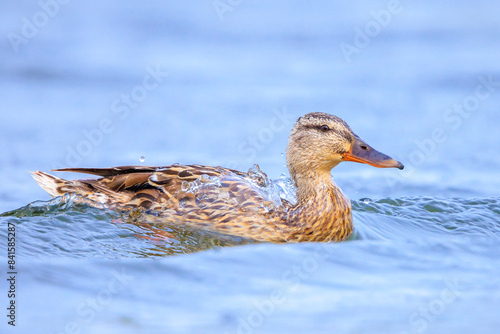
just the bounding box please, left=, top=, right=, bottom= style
left=294, top=169, right=339, bottom=204
left=288, top=168, right=352, bottom=241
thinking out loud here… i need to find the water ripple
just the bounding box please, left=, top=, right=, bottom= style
left=353, top=197, right=500, bottom=241
left=1, top=194, right=499, bottom=259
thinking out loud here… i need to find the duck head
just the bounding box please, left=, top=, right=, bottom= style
left=286, top=112, right=403, bottom=186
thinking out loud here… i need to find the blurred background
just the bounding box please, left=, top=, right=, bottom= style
left=2, top=2, right=500, bottom=334
left=1, top=0, right=499, bottom=213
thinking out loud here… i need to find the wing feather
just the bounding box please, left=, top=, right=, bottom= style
left=45, top=165, right=248, bottom=209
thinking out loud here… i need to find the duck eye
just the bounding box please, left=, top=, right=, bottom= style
left=320, top=125, right=330, bottom=131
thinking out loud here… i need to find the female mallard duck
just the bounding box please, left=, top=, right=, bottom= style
left=32, top=112, right=403, bottom=242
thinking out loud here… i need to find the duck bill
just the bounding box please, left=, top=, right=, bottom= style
left=342, top=137, right=404, bottom=170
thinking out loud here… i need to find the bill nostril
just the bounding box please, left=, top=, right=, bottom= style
left=360, top=145, right=369, bottom=151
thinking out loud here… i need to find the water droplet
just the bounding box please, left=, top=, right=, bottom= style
left=363, top=198, right=371, bottom=204
left=181, top=181, right=190, bottom=192
left=280, top=152, right=284, bottom=157
left=140, top=156, right=145, bottom=162
left=262, top=201, right=276, bottom=212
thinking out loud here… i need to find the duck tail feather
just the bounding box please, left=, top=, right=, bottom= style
left=30, top=171, right=67, bottom=197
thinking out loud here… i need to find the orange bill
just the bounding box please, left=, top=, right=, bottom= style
left=342, top=136, right=404, bottom=170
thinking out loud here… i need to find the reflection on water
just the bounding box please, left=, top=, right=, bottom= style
left=3, top=186, right=499, bottom=258
left=1, top=195, right=255, bottom=257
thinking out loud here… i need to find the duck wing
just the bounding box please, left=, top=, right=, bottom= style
left=53, top=164, right=244, bottom=179
left=36, top=164, right=251, bottom=210
left=32, top=164, right=294, bottom=241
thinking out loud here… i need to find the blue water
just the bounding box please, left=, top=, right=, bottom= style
left=1, top=1, right=500, bottom=333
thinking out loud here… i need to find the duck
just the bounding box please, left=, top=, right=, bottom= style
left=32, top=112, right=403, bottom=242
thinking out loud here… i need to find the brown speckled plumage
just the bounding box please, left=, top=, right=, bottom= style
left=32, top=112, right=403, bottom=242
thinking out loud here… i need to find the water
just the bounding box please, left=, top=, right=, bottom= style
left=2, top=195, right=499, bottom=333
left=1, top=1, right=500, bottom=333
